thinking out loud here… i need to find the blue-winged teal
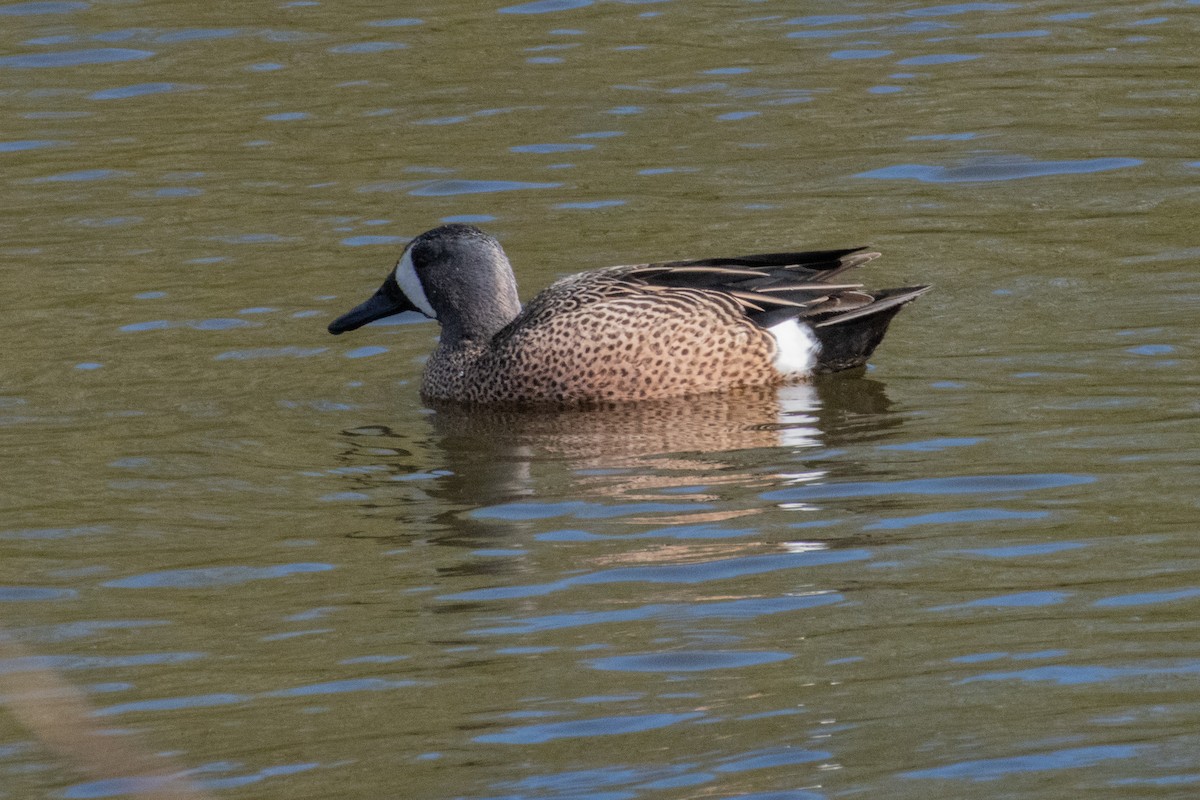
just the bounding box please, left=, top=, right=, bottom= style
left=328, top=224, right=929, bottom=405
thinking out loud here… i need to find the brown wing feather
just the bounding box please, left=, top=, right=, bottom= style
left=602, top=247, right=897, bottom=328
left=516, top=245, right=926, bottom=340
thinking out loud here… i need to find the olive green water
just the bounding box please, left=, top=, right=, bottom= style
left=2, top=2, right=1197, bottom=798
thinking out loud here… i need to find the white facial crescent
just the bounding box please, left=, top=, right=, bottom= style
left=394, top=248, right=437, bottom=319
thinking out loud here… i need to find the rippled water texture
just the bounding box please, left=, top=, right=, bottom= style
left=2, top=1, right=1197, bottom=798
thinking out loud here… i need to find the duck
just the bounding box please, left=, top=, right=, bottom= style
left=327, top=224, right=929, bottom=406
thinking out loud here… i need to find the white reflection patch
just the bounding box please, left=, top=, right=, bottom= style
left=776, top=382, right=821, bottom=450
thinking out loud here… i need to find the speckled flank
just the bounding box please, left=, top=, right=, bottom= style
left=422, top=286, right=778, bottom=405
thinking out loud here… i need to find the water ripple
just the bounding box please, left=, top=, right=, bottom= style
left=194, top=762, right=322, bottom=792
left=104, top=563, right=333, bottom=589
left=96, top=692, right=249, bottom=717
left=366, top=18, right=423, bottom=27
left=963, top=541, right=1085, bottom=558
left=214, top=347, right=328, bottom=361
left=1094, top=588, right=1200, bottom=607
left=905, top=744, right=1140, bottom=780
left=329, top=42, right=408, bottom=54
left=589, top=650, right=793, bottom=672
left=0, top=1, right=90, bottom=14
left=0, top=586, right=76, bottom=601
left=511, top=142, right=595, bottom=154
left=715, top=746, right=830, bottom=772
left=898, top=53, right=982, bottom=65
left=0, top=48, right=154, bottom=68
left=265, top=678, right=418, bottom=697
left=475, top=711, right=705, bottom=744
left=409, top=179, right=562, bottom=196
left=763, top=473, right=1094, bottom=502
left=880, top=437, right=981, bottom=452
left=340, top=235, right=408, bottom=246
left=930, top=591, right=1070, bottom=610
left=89, top=82, right=196, bottom=100
left=959, top=661, right=1200, bottom=686
left=500, top=0, right=593, bottom=14
left=855, top=157, right=1142, bottom=182
left=0, top=524, right=109, bottom=540
left=475, top=500, right=711, bottom=520
left=830, top=49, right=892, bottom=60
left=12, top=619, right=165, bottom=642
left=866, top=508, right=1048, bottom=530
left=556, top=199, right=626, bottom=209
left=787, top=15, right=867, bottom=25
left=443, top=550, right=869, bottom=602
left=64, top=776, right=193, bottom=800
left=0, top=652, right=203, bottom=674
left=154, top=28, right=241, bottom=43
left=905, top=3, right=1017, bottom=16
left=0, top=139, right=68, bottom=152
left=474, top=593, right=843, bottom=635
left=31, top=168, right=129, bottom=182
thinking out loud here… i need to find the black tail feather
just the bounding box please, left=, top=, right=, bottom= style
left=812, top=286, right=930, bottom=329
left=810, top=286, right=930, bottom=373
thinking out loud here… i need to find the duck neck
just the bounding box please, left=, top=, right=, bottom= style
left=435, top=269, right=522, bottom=350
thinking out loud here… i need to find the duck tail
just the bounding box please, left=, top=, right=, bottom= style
left=810, top=286, right=930, bottom=373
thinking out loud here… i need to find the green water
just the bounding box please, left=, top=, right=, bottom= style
left=1, top=2, right=1197, bottom=798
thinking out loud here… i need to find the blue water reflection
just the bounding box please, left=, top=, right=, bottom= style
left=0, top=586, right=76, bottom=601
left=0, top=139, right=67, bottom=151
left=444, top=550, right=869, bottom=602
left=763, top=473, right=1094, bottom=501
left=409, top=180, right=562, bottom=196
left=905, top=3, right=1016, bottom=16
left=904, top=744, right=1141, bottom=780
left=500, top=0, right=594, bottom=14
left=104, top=563, right=333, bottom=589
left=0, top=48, right=153, bottom=68
left=474, top=593, right=843, bottom=635
left=588, top=650, right=793, bottom=672
left=959, top=661, right=1200, bottom=686
left=855, top=158, right=1142, bottom=182
left=476, top=712, right=705, bottom=744
left=0, top=2, right=89, bottom=14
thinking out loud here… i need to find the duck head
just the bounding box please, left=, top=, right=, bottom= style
left=328, top=224, right=522, bottom=346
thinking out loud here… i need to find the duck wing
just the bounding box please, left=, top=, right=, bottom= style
left=613, top=247, right=923, bottom=321
left=614, top=247, right=931, bottom=373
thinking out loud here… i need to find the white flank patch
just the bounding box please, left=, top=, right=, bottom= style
left=394, top=248, right=437, bottom=319
left=767, top=318, right=820, bottom=376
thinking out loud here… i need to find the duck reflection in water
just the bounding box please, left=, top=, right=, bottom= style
left=332, top=375, right=898, bottom=541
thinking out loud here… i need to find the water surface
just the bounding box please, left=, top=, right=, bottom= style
left=1, top=1, right=1197, bottom=798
